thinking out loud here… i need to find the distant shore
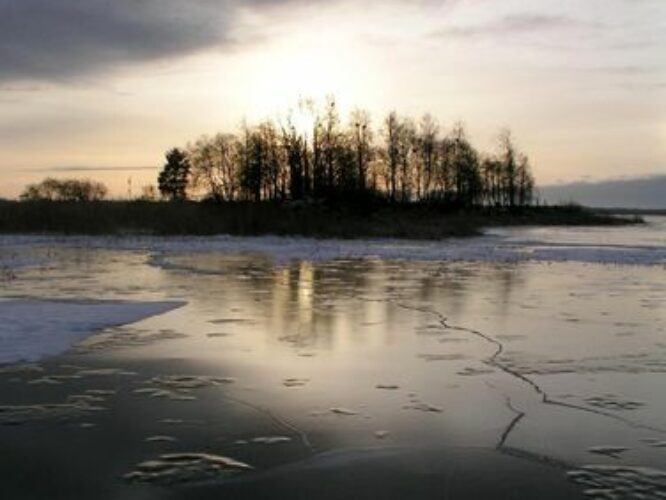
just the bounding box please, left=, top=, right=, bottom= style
left=0, top=200, right=642, bottom=239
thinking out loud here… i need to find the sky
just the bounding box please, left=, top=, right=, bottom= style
left=1, top=0, right=664, bottom=198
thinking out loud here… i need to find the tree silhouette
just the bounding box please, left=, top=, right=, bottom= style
left=187, top=135, right=239, bottom=202
left=497, top=129, right=518, bottom=208
left=416, top=114, right=438, bottom=201
left=158, top=148, right=190, bottom=201
left=163, top=99, right=536, bottom=209
left=349, top=109, right=373, bottom=193
left=139, top=185, right=158, bottom=201
left=382, top=112, right=401, bottom=202
left=20, top=178, right=107, bottom=202
left=322, top=97, right=341, bottom=196
left=516, top=153, right=535, bottom=206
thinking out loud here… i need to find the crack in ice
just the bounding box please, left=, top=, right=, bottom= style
left=393, top=301, right=666, bottom=438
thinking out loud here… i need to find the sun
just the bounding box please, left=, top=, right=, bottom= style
left=240, top=35, right=370, bottom=124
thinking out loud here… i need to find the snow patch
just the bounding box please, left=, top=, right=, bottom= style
left=0, top=299, right=185, bottom=365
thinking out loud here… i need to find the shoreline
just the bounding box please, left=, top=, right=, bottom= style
left=0, top=200, right=642, bottom=239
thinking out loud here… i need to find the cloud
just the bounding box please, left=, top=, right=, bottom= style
left=21, top=166, right=157, bottom=173
left=0, top=2, right=599, bottom=83
left=432, top=13, right=579, bottom=39
left=540, top=174, right=666, bottom=209
left=0, top=0, right=318, bottom=83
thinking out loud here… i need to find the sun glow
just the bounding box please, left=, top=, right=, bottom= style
left=238, top=34, right=376, bottom=124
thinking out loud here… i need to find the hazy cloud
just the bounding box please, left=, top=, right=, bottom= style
left=540, top=174, right=666, bottom=209
left=21, top=166, right=157, bottom=173
left=432, top=13, right=580, bottom=39
left=0, top=0, right=325, bottom=82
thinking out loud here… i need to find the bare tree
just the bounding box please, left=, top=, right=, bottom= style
left=497, top=129, right=518, bottom=208
left=481, top=157, right=503, bottom=207
left=447, top=123, right=481, bottom=207
left=416, top=114, right=439, bottom=200
left=321, top=96, right=341, bottom=195
left=154, top=102, right=537, bottom=209
left=349, top=108, right=373, bottom=193
left=188, top=134, right=239, bottom=201
left=397, top=118, right=416, bottom=202
left=516, top=153, right=535, bottom=207
left=281, top=121, right=305, bottom=201
left=382, top=112, right=401, bottom=201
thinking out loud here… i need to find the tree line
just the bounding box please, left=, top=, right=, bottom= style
left=159, top=98, right=535, bottom=208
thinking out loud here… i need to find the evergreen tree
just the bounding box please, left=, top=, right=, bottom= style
left=158, top=148, right=190, bottom=200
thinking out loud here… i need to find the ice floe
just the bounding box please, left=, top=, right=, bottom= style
left=124, top=452, right=252, bottom=485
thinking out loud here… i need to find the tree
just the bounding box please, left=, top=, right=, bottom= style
left=257, top=120, right=286, bottom=201
left=187, top=134, right=239, bottom=201
left=239, top=125, right=265, bottom=202
left=444, top=123, right=481, bottom=207
left=432, top=138, right=454, bottom=201
left=311, top=109, right=325, bottom=197
left=158, top=148, right=190, bottom=200
left=20, top=178, right=107, bottom=202
left=416, top=114, right=439, bottom=200
left=139, top=185, right=158, bottom=201
left=516, top=153, right=535, bottom=207
left=481, top=157, right=503, bottom=207
left=281, top=121, right=305, bottom=201
left=497, top=129, right=517, bottom=208
left=321, top=97, right=341, bottom=195
left=397, top=118, right=416, bottom=202
left=154, top=100, right=538, bottom=207
left=349, top=108, right=373, bottom=193
left=382, top=112, right=401, bottom=201
left=334, top=136, right=358, bottom=194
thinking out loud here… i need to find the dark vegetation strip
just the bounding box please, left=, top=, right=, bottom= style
left=0, top=200, right=638, bottom=238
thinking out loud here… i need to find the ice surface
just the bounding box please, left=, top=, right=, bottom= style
left=0, top=220, right=664, bottom=498
left=1, top=217, right=664, bottom=269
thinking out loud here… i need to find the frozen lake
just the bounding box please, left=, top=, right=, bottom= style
left=0, top=217, right=664, bottom=499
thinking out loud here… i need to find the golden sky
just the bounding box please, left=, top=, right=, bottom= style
left=1, top=0, right=664, bottom=198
